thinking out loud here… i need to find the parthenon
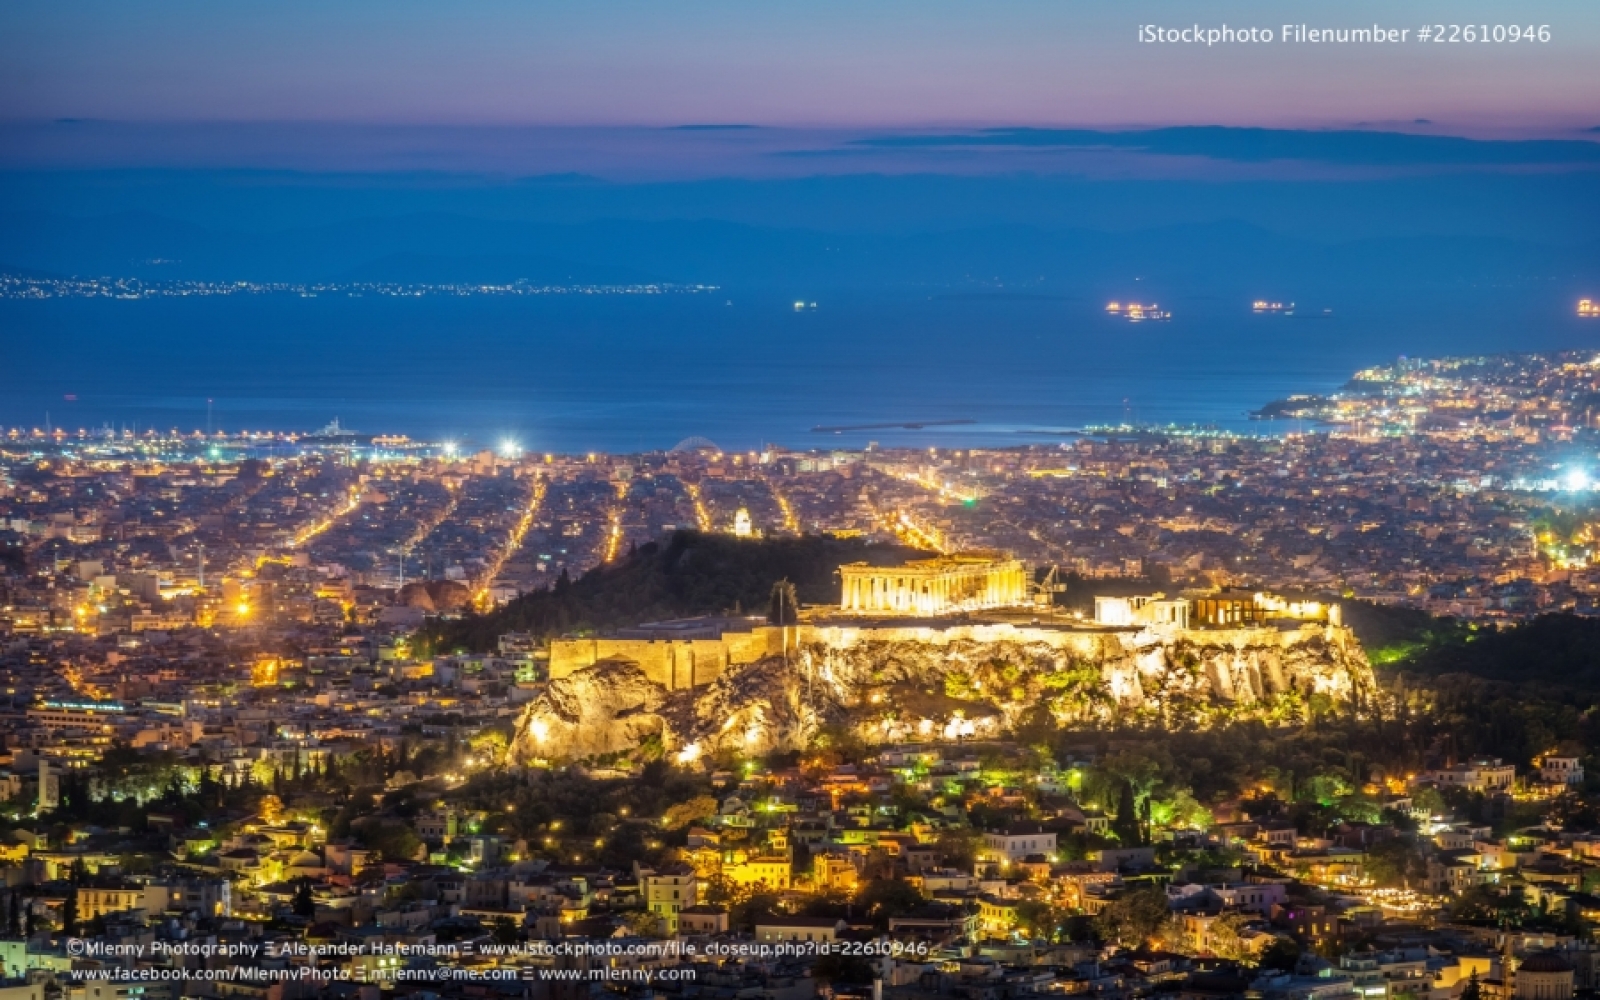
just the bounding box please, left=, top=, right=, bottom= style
left=838, top=552, right=1028, bottom=616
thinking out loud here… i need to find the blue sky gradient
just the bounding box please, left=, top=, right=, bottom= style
left=3, top=0, right=1596, bottom=133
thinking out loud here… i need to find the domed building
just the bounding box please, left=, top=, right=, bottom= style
left=285, top=849, right=328, bottom=878
left=1515, top=950, right=1574, bottom=1000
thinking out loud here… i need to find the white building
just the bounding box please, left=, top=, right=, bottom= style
left=982, top=823, right=1058, bottom=863
left=1540, top=755, right=1584, bottom=786
left=1424, top=757, right=1516, bottom=793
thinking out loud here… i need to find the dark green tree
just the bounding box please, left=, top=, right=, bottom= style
left=1093, top=885, right=1168, bottom=947
left=812, top=953, right=875, bottom=986
left=768, top=579, right=800, bottom=626
left=1258, top=937, right=1301, bottom=972
left=1113, top=780, right=1142, bottom=845
left=292, top=879, right=316, bottom=918
left=853, top=879, right=924, bottom=930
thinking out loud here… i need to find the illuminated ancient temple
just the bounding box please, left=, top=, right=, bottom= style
left=838, top=552, right=1028, bottom=616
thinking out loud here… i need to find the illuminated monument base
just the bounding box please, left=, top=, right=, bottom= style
left=521, top=556, right=1373, bottom=760
left=548, top=554, right=1345, bottom=694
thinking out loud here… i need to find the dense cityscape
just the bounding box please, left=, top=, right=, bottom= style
left=0, top=274, right=719, bottom=301
left=7, top=0, right=1598, bottom=995
left=0, top=351, right=1593, bottom=999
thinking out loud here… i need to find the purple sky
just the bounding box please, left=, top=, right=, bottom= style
left=3, top=0, right=1597, bottom=132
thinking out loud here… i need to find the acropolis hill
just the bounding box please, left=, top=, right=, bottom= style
left=515, top=553, right=1376, bottom=762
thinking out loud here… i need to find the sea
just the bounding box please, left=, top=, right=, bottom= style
left=2, top=287, right=1593, bottom=454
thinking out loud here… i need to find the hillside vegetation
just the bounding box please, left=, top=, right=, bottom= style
left=417, top=531, right=922, bottom=654
left=1394, top=613, right=1600, bottom=689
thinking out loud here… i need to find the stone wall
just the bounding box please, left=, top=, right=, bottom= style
left=548, top=619, right=1365, bottom=698
left=520, top=618, right=1378, bottom=761
left=548, top=630, right=786, bottom=690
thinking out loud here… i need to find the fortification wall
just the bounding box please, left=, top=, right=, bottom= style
left=549, top=630, right=786, bottom=690
left=520, top=616, right=1374, bottom=762
left=548, top=619, right=1350, bottom=693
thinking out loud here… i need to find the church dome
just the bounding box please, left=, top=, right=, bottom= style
left=1520, top=951, right=1574, bottom=974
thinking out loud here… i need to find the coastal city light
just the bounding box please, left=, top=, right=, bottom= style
left=2, top=2, right=1595, bottom=994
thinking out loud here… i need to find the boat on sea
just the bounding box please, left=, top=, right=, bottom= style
left=1106, top=301, right=1171, bottom=322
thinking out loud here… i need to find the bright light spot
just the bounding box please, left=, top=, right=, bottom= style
left=1564, top=469, right=1591, bottom=491
left=674, top=742, right=702, bottom=765
left=499, top=439, right=522, bottom=459
left=528, top=719, right=548, bottom=743
left=236, top=603, right=250, bottom=616
left=442, top=441, right=458, bottom=457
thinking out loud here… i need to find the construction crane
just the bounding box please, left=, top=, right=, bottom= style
left=1031, top=565, right=1065, bottom=608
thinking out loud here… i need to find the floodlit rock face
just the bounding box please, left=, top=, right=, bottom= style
left=513, top=622, right=1376, bottom=762
left=512, top=659, right=670, bottom=759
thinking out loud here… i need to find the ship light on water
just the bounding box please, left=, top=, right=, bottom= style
left=1253, top=300, right=1294, bottom=313
left=1579, top=299, right=1599, bottom=318
left=1107, top=301, right=1170, bottom=322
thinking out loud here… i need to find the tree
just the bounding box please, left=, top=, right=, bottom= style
left=1257, top=937, right=1301, bottom=972
left=258, top=794, right=285, bottom=826
left=934, top=827, right=982, bottom=869
left=768, top=580, right=799, bottom=626
left=1150, top=789, right=1214, bottom=832
left=812, top=953, right=875, bottom=986
left=1364, top=838, right=1424, bottom=888
left=1015, top=899, right=1069, bottom=942
left=1094, top=885, right=1169, bottom=948
left=1452, top=885, right=1529, bottom=925
left=292, top=879, right=316, bottom=918
left=352, top=818, right=423, bottom=862
left=729, top=891, right=783, bottom=932
left=1460, top=975, right=1482, bottom=1000
left=1113, top=780, right=1142, bottom=846
left=1411, top=786, right=1446, bottom=818
left=662, top=795, right=719, bottom=831
left=622, top=910, right=663, bottom=938
left=854, top=879, right=924, bottom=929
left=492, top=916, right=521, bottom=945
left=1206, top=911, right=1254, bottom=961
left=61, top=891, right=78, bottom=937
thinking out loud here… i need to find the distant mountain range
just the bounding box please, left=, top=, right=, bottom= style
left=332, top=251, right=661, bottom=286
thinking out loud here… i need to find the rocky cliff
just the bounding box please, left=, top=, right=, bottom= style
left=511, top=622, right=1376, bottom=763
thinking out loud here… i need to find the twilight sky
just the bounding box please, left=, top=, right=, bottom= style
left=3, top=0, right=1597, bottom=134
